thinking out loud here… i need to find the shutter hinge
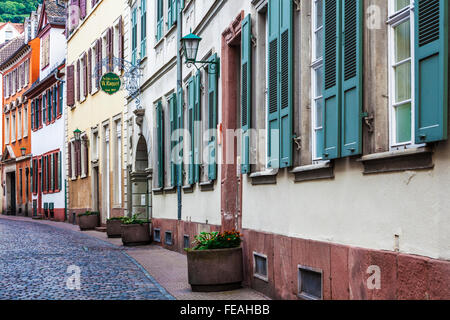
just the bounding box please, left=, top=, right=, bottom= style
left=293, top=134, right=301, bottom=151
left=362, top=112, right=374, bottom=133
left=251, top=34, right=257, bottom=48
left=293, top=0, right=301, bottom=11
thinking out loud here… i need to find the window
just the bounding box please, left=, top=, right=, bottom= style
left=298, top=265, right=323, bottom=300
left=165, top=231, right=173, bottom=245
left=311, top=0, right=324, bottom=160
left=41, top=34, right=50, bottom=69
left=18, top=109, right=22, bottom=140
left=154, top=228, right=161, bottom=242
left=5, top=30, right=13, bottom=41
left=155, top=101, right=164, bottom=189
left=140, top=0, right=147, bottom=58
left=167, top=0, right=177, bottom=29
left=5, top=117, right=9, bottom=144
left=253, top=253, right=268, bottom=282
left=114, top=119, right=122, bottom=204
left=183, top=235, right=190, bottom=249
left=132, top=7, right=138, bottom=64
left=19, top=169, right=23, bottom=203
left=81, top=136, right=88, bottom=178
left=23, top=106, right=28, bottom=137
left=12, top=113, right=16, bottom=142
left=156, top=0, right=164, bottom=42
left=92, top=130, right=99, bottom=161
left=80, top=54, right=87, bottom=101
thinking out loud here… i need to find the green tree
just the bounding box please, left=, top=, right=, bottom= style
left=0, top=0, right=42, bottom=24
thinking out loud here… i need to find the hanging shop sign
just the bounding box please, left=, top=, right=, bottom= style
left=101, top=72, right=121, bottom=95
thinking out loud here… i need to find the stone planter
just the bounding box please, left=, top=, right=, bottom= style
left=187, top=247, right=243, bottom=292
left=78, top=214, right=99, bottom=231
left=106, top=219, right=123, bottom=238
left=121, top=223, right=152, bottom=246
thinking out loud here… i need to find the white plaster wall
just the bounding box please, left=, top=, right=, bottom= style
left=0, top=24, right=21, bottom=45
left=242, top=141, right=450, bottom=261
left=40, top=28, right=66, bottom=80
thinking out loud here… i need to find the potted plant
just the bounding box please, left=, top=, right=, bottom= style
left=106, top=217, right=126, bottom=238
left=186, top=230, right=243, bottom=292
left=78, top=211, right=99, bottom=231
left=121, top=215, right=152, bottom=246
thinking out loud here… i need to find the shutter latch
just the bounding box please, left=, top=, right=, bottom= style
left=362, top=112, right=374, bottom=133
left=293, top=134, right=301, bottom=151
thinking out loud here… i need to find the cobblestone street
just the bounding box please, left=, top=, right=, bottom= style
left=0, top=218, right=174, bottom=300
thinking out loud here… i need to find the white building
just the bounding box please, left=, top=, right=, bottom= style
left=0, top=22, right=23, bottom=46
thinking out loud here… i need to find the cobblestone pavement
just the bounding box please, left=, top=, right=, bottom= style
left=0, top=218, right=174, bottom=300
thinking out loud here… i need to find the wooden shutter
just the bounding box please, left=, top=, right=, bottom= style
left=84, top=141, right=89, bottom=177
left=170, top=94, right=176, bottom=187
left=194, top=71, right=201, bottom=183
left=241, top=14, right=252, bottom=174
left=48, top=89, right=52, bottom=122
left=77, top=141, right=82, bottom=177
left=415, top=0, right=448, bottom=143
left=83, top=52, right=88, bottom=97
left=98, top=38, right=103, bottom=78
left=119, top=16, right=124, bottom=69
left=31, top=159, right=34, bottom=193
left=177, top=87, right=184, bottom=186
left=156, top=101, right=164, bottom=188
left=80, top=0, right=86, bottom=19
left=340, top=0, right=363, bottom=157
left=67, top=65, right=75, bottom=107
left=58, top=151, right=62, bottom=191
left=267, top=0, right=280, bottom=168
left=88, top=48, right=92, bottom=94
left=76, top=60, right=80, bottom=102
left=188, top=78, right=195, bottom=185
left=68, top=142, right=72, bottom=178
left=207, top=54, right=218, bottom=181
left=31, top=101, right=35, bottom=130
left=51, top=154, right=54, bottom=192
left=322, top=0, right=341, bottom=160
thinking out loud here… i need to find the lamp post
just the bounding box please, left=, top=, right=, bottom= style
left=73, top=129, right=82, bottom=141
left=181, top=32, right=220, bottom=74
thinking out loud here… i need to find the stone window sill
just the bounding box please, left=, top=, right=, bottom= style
left=183, top=185, right=194, bottom=193
left=290, top=161, right=334, bottom=183
left=200, top=181, right=214, bottom=192
left=152, top=187, right=164, bottom=195
left=164, top=186, right=177, bottom=194
left=249, top=169, right=278, bottom=186
left=357, top=147, right=434, bottom=174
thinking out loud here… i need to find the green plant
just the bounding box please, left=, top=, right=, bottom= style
left=190, top=230, right=242, bottom=251
left=107, top=217, right=127, bottom=222
left=77, top=211, right=99, bottom=218
left=122, top=214, right=151, bottom=225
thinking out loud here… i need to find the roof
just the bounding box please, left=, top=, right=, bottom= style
left=43, top=0, right=66, bottom=26
left=0, top=22, right=24, bottom=34
left=0, top=36, right=26, bottom=67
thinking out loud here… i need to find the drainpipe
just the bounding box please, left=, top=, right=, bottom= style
left=176, top=0, right=183, bottom=221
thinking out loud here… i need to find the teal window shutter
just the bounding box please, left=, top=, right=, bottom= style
left=156, top=0, right=164, bottom=41
left=51, top=154, right=54, bottom=192
left=207, top=54, right=218, bottom=181
left=30, top=159, right=33, bottom=193
left=267, top=0, right=280, bottom=168
left=172, top=0, right=178, bottom=25
left=194, top=70, right=202, bottom=183
left=140, top=0, right=147, bottom=58
left=59, top=83, right=63, bottom=116
left=279, top=0, right=293, bottom=168
left=58, top=151, right=62, bottom=191
left=156, top=101, right=165, bottom=189
left=241, top=14, right=252, bottom=174
left=43, top=94, right=47, bottom=124
left=415, top=0, right=448, bottom=143
left=48, top=90, right=52, bottom=122
left=170, top=94, right=177, bottom=187
left=132, top=8, right=137, bottom=64
left=188, top=78, right=195, bottom=185
left=177, top=88, right=184, bottom=186
left=31, top=101, right=34, bottom=130
left=167, top=0, right=172, bottom=28
left=341, top=0, right=363, bottom=157
left=53, top=86, right=57, bottom=118
left=322, top=0, right=342, bottom=160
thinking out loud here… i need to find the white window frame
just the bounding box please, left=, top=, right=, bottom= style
left=81, top=133, right=88, bottom=178
left=90, top=42, right=99, bottom=94
left=5, top=116, right=10, bottom=144
left=311, top=0, right=324, bottom=161
left=11, top=112, right=16, bottom=143
left=80, top=54, right=87, bottom=102
left=387, top=0, right=422, bottom=150
left=70, top=140, right=76, bottom=180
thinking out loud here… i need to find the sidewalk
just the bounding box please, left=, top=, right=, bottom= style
left=0, top=215, right=269, bottom=300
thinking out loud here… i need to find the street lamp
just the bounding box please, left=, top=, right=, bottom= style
left=181, top=32, right=219, bottom=74
left=20, top=147, right=26, bottom=157
left=73, top=129, right=82, bottom=141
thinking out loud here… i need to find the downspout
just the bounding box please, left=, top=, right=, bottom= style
left=177, top=0, right=183, bottom=221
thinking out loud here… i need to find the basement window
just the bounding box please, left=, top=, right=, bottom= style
left=184, top=235, right=190, bottom=249
left=154, top=228, right=161, bottom=242
left=298, top=265, right=323, bottom=300
left=253, top=252, right=268, bottom=282
left=165, top=231, right=173, bottom=246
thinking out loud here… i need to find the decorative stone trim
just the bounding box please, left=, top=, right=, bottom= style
left=152, top=187, right=164, bottom=195
left=183, top=185, right=194, bottom=194
left=358, top=147, right=434, bottom=175
left=200, top=181, right=214, bottom=192
left=249, top=169, right=278, bottom=186
left=291, top=161, right=334, bottom=183
left=164, top=186, right=177, bottom=194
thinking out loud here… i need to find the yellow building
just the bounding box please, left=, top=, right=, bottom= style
left=66, top=0, right=126, bottom=224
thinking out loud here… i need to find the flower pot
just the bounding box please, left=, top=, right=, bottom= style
left=121, top=223, right=152, bottom=246
left=187, top=247, right=243, bottom=292
left=106, top=219, right=123, bottom=238
left=78, top=214, right=99, bottom=231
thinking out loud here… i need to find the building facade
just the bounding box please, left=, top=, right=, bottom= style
left=0, top=22, right=24, bottom=46
left=66, top=0, right=126, bottom=224
left=125, top=0, right=450, bottom=300
left=0, top=35, right=40, bottom=216
left=24, top=0, right=66, bottom=221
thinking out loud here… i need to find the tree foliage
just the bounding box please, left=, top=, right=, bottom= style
left=0, top=0, right=42, bottom=23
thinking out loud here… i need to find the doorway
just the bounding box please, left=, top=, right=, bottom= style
left=6, top=172, right=16, bottom=215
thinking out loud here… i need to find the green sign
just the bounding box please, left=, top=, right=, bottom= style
left=101, top=73, right=121, bottom=95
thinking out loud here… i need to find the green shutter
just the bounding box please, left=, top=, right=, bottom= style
left=168, top=0, right=172, bottom=28
left=172, top=0, right=178, bottom=24
left=53, top=87, right=57, bottom=118
left=188, top=78, right=195, bottom=185
left=59, top=83, right=63, bottom=115
left=48, top=90, right=52, bottom=122
left=415, top=0, right=448, bottom=143
left=31, top=101, right=34, bottom=130
left=267, top=0, right=280, bottom=168
left=341, top=0, right=363, bottom=157
left=170, top=94, right=176, bottom=187
left=207, top=54, right=218, bottom=181
left=140, top=0, right=147, bottom=58
left=241, top=14, right=252, bottom=174
left=51, top=154, right=54, bottom=192
left=177, top=88, right=184, bottom=186
left=58, top=151, right=62, bottom=191
left=194, top=71, right=202, bottom=183
left=322, top=0, right=342, bottom=160
left=156, top=0, right=163, bottom=41
left=156, top=101, right=165, bottom=189
left=31, top=159, right=33, bottom=193
left=132, top=8, right=137, bottom=64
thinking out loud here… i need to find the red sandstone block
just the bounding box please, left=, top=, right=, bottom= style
left=330, top=244, right=350, bottom=300
left=428, top=258, right=450, bottom=300
left=397, top=254, right=429, bottom=300
left=273, top=235, right=296, bottom=300
left=348, top=247, right=397, bottom=300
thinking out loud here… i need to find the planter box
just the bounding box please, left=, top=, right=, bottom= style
left=187, top=247, right=243, bottom=292
left=78, top=214, right=99, bottom=231
left=106, top=220, right=123, bottom=238
left=121, top=223, right=152, bottom=246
